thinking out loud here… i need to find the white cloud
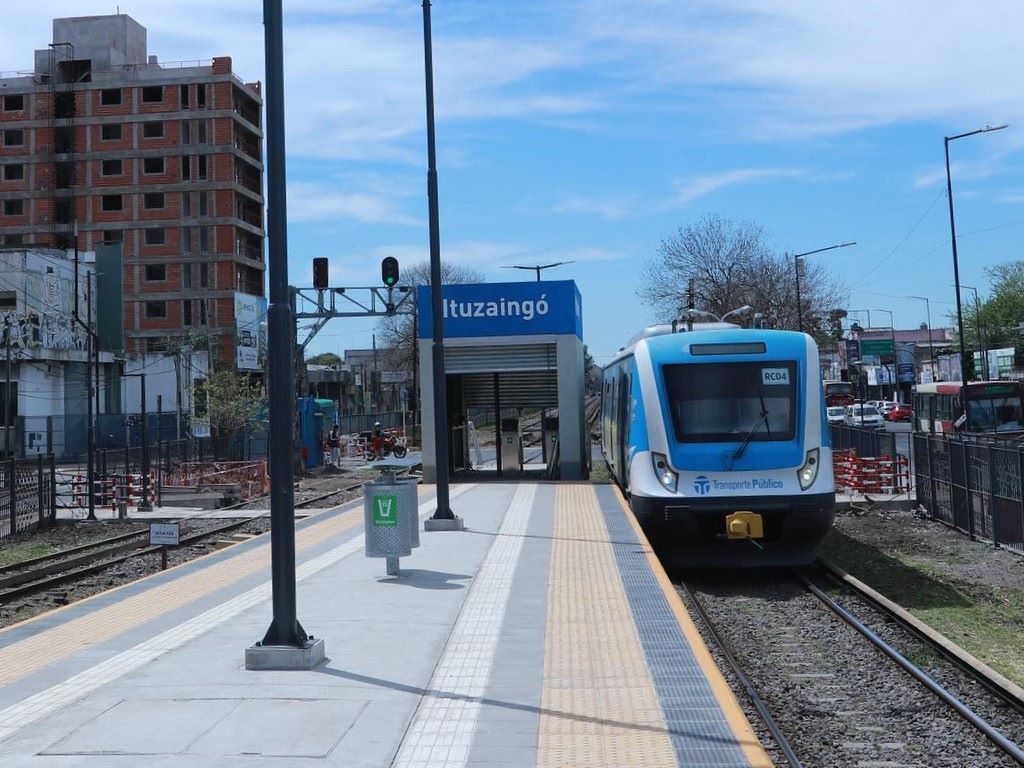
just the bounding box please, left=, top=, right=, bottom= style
left=287, top=182, right=418, bottom=225
left=672, top=168, right=803, bottom=205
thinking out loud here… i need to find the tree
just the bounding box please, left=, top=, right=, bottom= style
left=200, top=368, right=266, bottom=458
left=639, top=214, right=847, bottom=340
left=963, top=261, right=1024, bottom=369
left=306, top=351, right=341, bottom=367
left=375, top=260, right=485, bottom=374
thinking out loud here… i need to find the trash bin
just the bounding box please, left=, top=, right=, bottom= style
left=364, top=469, right=419, bottom=575
left=499, top=417, right=521, bottom=474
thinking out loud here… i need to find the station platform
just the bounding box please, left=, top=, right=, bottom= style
left=0, top=482, right=770, bottom=767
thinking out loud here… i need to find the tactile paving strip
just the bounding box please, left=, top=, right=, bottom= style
left=537, top=483, right=677, bottom=767
left=393, top=483, right=536, bottom=768
left=597, top=487, right=765, bottom=767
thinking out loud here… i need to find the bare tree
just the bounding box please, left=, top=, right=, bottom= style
left=375, top=260, right=485, bottom=373
left=640, top=214, right=846, bottom=339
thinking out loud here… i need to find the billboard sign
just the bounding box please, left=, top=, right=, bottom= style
left=234, top=292, right=267, bottom=370
left=417, top=280, right=582, bottom=339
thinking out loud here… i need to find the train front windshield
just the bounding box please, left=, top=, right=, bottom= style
left=663, top=361, right=797, bottom=443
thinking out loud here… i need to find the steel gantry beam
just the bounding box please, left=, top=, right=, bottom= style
left=291, top=285, right=415, bottom=352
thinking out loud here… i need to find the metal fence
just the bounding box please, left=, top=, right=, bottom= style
left=0, top=455, right=56, bottom=540
left=829, top=424, right=899, bottom=460
left=913, top=433, right=1024, bottom=555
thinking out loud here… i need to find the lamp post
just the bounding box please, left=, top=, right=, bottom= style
left=946, top=124, right=1008, bottom=405
left=501, top=261, right=575, bottom=282
left=792, top=242, right=856, bottom=332
left=422, top=0, right=458, bottom=526
left=681, top=305, right=753, bottom=324
left=907, top=295, right=937, bottom=381
left=873, top=308, right=898, bottom=400
left=960, top=284, right=988, bottom=380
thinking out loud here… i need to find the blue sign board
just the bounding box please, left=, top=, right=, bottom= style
left=417, top=280, right=582, bottom=339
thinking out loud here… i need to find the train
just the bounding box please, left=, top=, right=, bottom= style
left=601, top=324, right=835, bottom=567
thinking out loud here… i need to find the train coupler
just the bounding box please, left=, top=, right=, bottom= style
left=725, top=511, right=764, bottom=540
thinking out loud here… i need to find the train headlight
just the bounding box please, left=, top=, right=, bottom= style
left=652, top=453, right=677, bottom=492
left=797, top=448, right=820, bottom=491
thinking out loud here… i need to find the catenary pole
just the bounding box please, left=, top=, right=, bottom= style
left=259, top=0, right=307, bottom=647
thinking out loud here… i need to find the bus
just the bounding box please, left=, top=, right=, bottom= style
left=823, top=379, right=855, bottom=407
left=913, top=381, right=1024, bottom=436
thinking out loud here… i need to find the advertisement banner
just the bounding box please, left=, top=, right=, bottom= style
left=234, top=292, right=267, bottom=370
left=845, top=338, right=860, bottom=364
left=897, top=341, right=916, bottom=383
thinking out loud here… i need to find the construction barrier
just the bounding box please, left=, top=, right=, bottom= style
left=832, top=449, right=909, bottom=495
left=168, top=459, right=268, bottom=499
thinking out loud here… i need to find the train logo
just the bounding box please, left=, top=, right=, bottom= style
left=693, top=476, right=711, bottom=496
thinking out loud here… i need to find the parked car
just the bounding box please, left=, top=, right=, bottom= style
left=885, top=403, right=913, bottom=422
left=827, top=406, right=847, bottom=424
left=845, top=404, right=885, bottom=428
left=878, top=402, right=897, bottom=415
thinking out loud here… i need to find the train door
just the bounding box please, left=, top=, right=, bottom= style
left=617, top=369, right=630, bottom=486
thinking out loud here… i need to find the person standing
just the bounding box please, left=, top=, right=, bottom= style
left=329, top=424, right=341, bottom=467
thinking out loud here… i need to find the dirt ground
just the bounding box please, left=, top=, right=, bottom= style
left=824, top=504, right=1024, bottom=685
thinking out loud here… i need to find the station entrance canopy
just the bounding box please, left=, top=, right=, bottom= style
left=417, top=280, right=586, bottom=481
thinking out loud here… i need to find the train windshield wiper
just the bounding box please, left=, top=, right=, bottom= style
left=733, top=389, right=771, bottom=461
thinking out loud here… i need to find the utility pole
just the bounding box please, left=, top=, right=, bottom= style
left=3, top=321, right=10, bottom=459
left=84, top=277, right=95, bottom=521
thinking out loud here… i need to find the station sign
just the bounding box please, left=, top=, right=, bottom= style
left=417, top=280, right=582, bottom=339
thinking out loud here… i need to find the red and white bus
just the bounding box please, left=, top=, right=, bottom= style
left=913, top=381, right=1024, bottom=436
left=823, top=379, right=855, bottom=407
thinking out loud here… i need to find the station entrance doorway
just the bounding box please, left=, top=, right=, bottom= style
left=418, top=281, right=586, bottom=482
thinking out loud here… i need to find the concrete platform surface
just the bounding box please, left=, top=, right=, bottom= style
left=0, top=482, right=769, bottom=767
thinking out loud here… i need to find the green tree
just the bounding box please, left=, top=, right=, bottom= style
left=962, top=261, right=1024, bottom=374
left=640, top=214, right=847, bottom=340
left=202, top=369, right=266, bottom=458
left=307, top=351, right=341, bottom=367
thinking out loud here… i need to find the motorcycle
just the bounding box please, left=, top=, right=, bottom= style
left=366, top=430, right=408, bottom=461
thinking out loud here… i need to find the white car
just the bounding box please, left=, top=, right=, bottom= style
left=826, top=406, right=846, bottom=424
left=845, top=404, right=885, bottom=428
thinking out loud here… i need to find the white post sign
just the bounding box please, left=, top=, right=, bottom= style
left=149, top=522, right=180, bottom=546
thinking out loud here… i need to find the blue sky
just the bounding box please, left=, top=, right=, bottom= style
left=5, top=2, right=1024, bottom=364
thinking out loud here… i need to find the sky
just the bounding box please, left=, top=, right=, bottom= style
left=4, top=2, right=1024, bottom=365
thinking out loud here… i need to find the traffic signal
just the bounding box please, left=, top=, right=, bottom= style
left=313, top=257, right=329, bottom=288
left=381, top=256, right=399, bottom=287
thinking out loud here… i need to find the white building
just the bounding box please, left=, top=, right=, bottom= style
left=0, top=247, right=116, bottom=458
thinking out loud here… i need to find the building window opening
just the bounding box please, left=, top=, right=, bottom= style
left=101, top=123, right=121, bottom=141
left=101, top=159, right=122, bottom=176
left=2, top=94, right=25, bottom=112
left=144, top=228, right=166, bottom=246
left=144, top=300, right=167, bottom=318
left=100, top=88, right=121, bottom=106
left=141, top=86, right=164, bottom=103
left=3, top=164, right=25, bottom=181
left=143, top=192, right=165, bottom=209
left=3, top=129, right=24, bottom=147
left=101, top=194, right=122, bottom=212
left=143, top=157, right=165, bottom=175
left=142, top=121, right=164, bottom=139
left=145, top=264, right=166, bottom=282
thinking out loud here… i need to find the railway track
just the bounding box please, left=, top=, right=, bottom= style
left=0, top=478, right=377, bottom=608
left=677, top=568, right=1024, bottom=767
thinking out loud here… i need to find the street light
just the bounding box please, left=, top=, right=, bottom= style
left=501, top=261, right=575, bottom=281
left=873, top=308, right=898, bottom=400
left=793, top=242, right=856, bottom=332
left=681, top=305, right=753, bottom=324
left=960, top=284, right=988, bottom=380
left=946, top=124, right=1008, bottom=405
left=907, top=295, right=937, bottom=380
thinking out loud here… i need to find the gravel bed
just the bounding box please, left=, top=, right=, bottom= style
left=677, top=572, right=1020, bottom=767
left=0, top=517, right=271, bottom=629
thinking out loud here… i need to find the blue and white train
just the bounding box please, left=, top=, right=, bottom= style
left=602, top=324, right=835, bottom=567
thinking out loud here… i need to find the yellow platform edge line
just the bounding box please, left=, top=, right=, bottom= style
left=612, top=486, right=774, bottom=768
left=0, top=499, right=362, bottom=638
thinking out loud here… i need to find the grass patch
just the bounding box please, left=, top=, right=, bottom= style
left=0, top=542, right=56, bottom=567
left=822, top=529, right=1024, bottom=685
